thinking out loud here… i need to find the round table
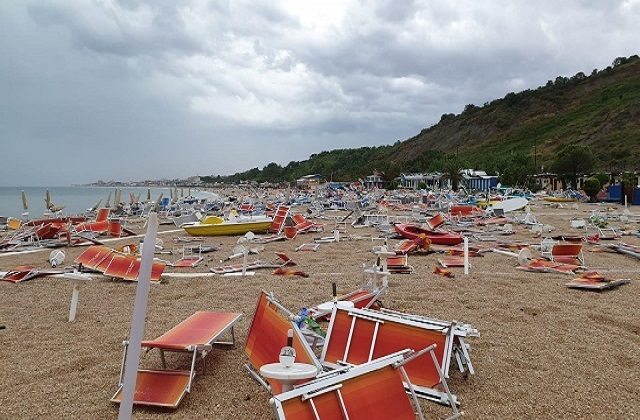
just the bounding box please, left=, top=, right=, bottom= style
left=316, top=300, right=355, bottom=312
left=260, top=362, right=319, bottom=392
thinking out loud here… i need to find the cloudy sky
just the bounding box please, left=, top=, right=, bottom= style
left=1, top=0, right=638, bottom=185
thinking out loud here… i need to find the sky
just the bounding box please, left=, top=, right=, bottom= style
left=1, top=0, right=639, bottom=186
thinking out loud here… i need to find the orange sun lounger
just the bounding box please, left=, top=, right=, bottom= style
left=74, top=245, right=165, bottom=281
left=321, top=306, right=469, bottom=406
left=550, top=243, right=584, bottom=266
left=270, top=205, right=291, bottom=234
left=271, top=349, right=461, bottom=420
left=245, top=291, right=322, bottom=394
left=111, top=311, right=242, bottom=409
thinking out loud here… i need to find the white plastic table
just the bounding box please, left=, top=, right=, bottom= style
left=316, top=300, right=355, bottom=312
left=260, top=362, right=319, bottom=392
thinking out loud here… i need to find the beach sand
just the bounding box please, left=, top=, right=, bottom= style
left=1, top=201, right=639, bottom=419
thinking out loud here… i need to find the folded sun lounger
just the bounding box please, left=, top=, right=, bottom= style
left=320, top=306, right=471, bottom=407
left=271, top=349, right=461, bottom=420
left=245, top=291, right=323, bottom=394
left=111, top=311, right=242, bottom=409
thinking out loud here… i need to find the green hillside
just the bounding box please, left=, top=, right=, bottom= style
left=206, top=55, right=640, bottom=185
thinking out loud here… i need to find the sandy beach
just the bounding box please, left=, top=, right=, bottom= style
left=1, top=201, right=639, bottom=419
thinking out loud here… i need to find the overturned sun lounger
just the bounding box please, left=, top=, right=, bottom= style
left=566, top=272, right=630, bottom=291
left=271, top=349, right=461, bottom=420
left=321, top=305, right=476, bottom=407
left=211, top=252, right=295, bottom=275
left=111, top=311, right=241, bottom=408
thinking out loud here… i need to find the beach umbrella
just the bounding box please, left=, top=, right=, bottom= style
left=20, top=190, right=28, bottom=211
left=180, top=188, right=184, bottom=198
left=147, top=188, right=151, bottom=201
left=153, top=193, right=163, bottom=212
left=105, top=191, right=112, bottom=208
left=45, top=189, right=51, bottom=207
left=136, top=193, right=141, bottom=204
left=90, top=199, right=102, bottom=212
left=114, top=189, right=122, bottom=207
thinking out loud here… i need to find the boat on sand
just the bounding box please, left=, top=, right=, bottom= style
left=182, top=215, right=273, bottom=236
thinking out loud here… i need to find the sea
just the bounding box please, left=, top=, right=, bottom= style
left=0, top=186, right=218, bottom=219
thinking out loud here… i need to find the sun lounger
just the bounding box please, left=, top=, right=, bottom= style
left=517, top=259, right=580, bottom=274
left=386, top=254, right=415, bottom=274
left=296, top=243, right=320, bottom=252
left=271, top=349, right=461, bottom=420
left=74, top=245, right=165, bottom=282
left=2, top=266, right=64, bottom=283
left=434, top=266, right=454, bottom=278
left=565, top=272, right=631, bottom=291
left=291, top=214, right=324, bottom=234
left=270, top=205, right=291, bottom=234
left=172, top=245, right=203, bottom=267
left=211, top=253, right=294, bottom=275
left=426, top=213, right=446, bottom=230
left=96, top=208, right=110, bottom=222
left=320, top=306, right=464, bottom=406
left=550, top=243, right=584, bottom=266
left=245, top=291, right=323, bottom=393
left=111, top=311, right=241, bottom=408
left=310, top=267, right=389, bottom=320
left=438, top=256, right=465, bottom=268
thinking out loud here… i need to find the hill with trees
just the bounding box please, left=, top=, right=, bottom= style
left=204, top=55, right=640, bottom=187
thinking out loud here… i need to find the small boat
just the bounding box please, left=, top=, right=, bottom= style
left=394, top=224, right=464, bottom=246
left=182, top=215, right=273, bottom=236
left=543, top=196, right=577, bottom=203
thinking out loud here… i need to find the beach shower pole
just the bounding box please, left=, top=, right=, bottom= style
left=463, top=237, right=469, bottom=275
left=118, top=212, right=158, bottom=420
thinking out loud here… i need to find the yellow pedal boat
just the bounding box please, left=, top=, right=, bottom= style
left=182, top=215, right=273, bottom=236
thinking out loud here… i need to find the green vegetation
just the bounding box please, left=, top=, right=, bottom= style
left=583, top=178, right=601, bottom=202
left=550, top=145, right=595, bottom=188
left=208, top=55, right=640, bottom=184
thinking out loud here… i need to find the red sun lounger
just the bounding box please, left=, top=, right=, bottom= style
left=517, top=259, right=580, bottom=274
left=309, top=267, right=389, bottom=320
left=211, top=253, right=295, bottom=275
left=270, top=205, right=291, bottom=234
left=386, top=254, right=415, bottom=274
left=550, top=243, right=584, bottom=266
left=96, top=208, right=111, bottom=222
left=426, top=213, right=446, bottom=230
left=2, top=266, right=63, bottom=283
left=565, top=271, right=631, bottom=291
left=111, top=311, right=242, bottom=408
left=321, top=306, right=461, bottom=406
left=438, top=256, right=465, bottom=268
left=75, top=245, right=115, bottom=270
left=272, top=349, right=461, bottom=420
left=75, top=220, right=110, bottom=234
left=245, top=291, right=322, bottom=394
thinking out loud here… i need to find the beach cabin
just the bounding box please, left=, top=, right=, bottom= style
left=400, top=172, right=449, bottom=190
left=460, top=169, right=498, bottom=191
left=296, top=174, right=324, bottom=189
left=533, top=173, right=562, bottom=192
left=363, top=171, right=386, bottom=189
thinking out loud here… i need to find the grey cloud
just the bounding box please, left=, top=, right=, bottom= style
left=0, top=0, right=638, bottom=186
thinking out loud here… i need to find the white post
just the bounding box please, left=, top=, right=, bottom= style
left=242, top=248, right=248, bottom=276
left=463, top=237, right=469, bottom=275
left=68, top=284, right=79, bottom=322
left=333, top=229, right=340, bottom=242
left=118, top=213, right=159, bottom=420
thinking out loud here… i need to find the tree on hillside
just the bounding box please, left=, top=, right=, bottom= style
left=439, top=156, right=466, bottom=190
left=550, top=145, right=595, bottom=189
